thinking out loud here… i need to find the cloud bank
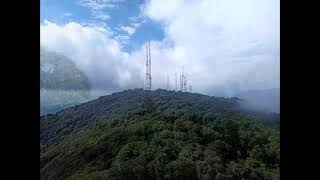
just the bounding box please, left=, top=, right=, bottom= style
left=40, top=0, right=279, bottom=98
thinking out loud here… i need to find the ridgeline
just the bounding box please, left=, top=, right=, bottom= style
left=40, top=89, right=279, bottom=180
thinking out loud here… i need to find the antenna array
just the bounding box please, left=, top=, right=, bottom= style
left=141, top=41, right=193, bottom=93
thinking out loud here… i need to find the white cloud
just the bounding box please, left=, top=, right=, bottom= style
left=78, top=0, right=124, bottom=21
left=63, top=12, right=72, bottom=17
left=93, top=13, right=110, bottom=21
left=40, top=20, right=142, bottom=97
left=114, top=34, right=130, bottom=45
left=132, top=22, right=141, bottom=28
left=40, top=20, right=186, bottom=94
left=141, top=0, right=280, bottom=95
left=120, top=25, right=136, bottom=35
left=129, top=14, right=146, bottom=27
left=41, top=0, right=279, bottom=97
left=79, top=0, right=123, bottom=10
left=117, top=16, right=145, bottom=39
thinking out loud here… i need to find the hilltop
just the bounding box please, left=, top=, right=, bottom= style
left=40, top=89, right=279, bottom=180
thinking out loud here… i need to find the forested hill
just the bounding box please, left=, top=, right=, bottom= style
left=40, top=89, right=280, bottom=180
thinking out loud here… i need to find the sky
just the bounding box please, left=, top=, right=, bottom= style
left=40, top=0, right=280, bottom=97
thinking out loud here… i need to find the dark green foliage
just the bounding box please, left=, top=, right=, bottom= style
left=40, top=89, right=279, bottom=180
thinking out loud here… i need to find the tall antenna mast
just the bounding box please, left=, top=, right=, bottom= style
left=166, top=73, right=170, bottom=90
left=145, top=41, right=152, bottom=90
left=175, top=72, right=177, bottom=91
left=149, top=40, right=151, bottom=90
left=188, top=74, right=192, bottom=92
left=179, top=74, right=182, bottom=91
left=145, top=43, right=148, bottom=89
left=184, top=73, right=188, bottom=92
left=181, top=66, right=185, bottom=92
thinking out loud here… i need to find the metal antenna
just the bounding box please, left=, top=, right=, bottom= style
left=166, top=73, right=170, bottom=90
left=175, top=72, right=177, bottom=91
left=145, top=41, right=152, bottom=90
left=145, top=43, right=148, bottom=90
left=181, top=66, right=185, bottom=92
left=188, top=74, right=192, bottom=92
left=180, top=74, right=183, bottom=92
left=149, top=40, right=151, bottom=90
left=184, top=73, right=188, bottom=92
left=179, top=74, right=182, bottom=91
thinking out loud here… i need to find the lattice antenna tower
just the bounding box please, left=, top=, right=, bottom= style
left=149, top=41, right=151, bottom=90
left=145, top=43, right=148, bottom=89
left=188, top=74, right=192, bottom=93
left=175, top=72, right=177, bottom=91
left=179, top=74, right=182, bottom=91
left=184, top=73, right=188, bottom=92
left=145, top=41, right=152, bottom=90
left=166, top=73, right=170, bottom=90
left=180, top=66, right=185, bottom=92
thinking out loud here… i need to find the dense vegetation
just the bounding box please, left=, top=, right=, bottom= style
left=40, top=89, right=279, bottom=180
left=40, top=47, right=91, bottom=115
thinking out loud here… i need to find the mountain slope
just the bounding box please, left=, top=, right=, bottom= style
left=40, top=89, right=279, bottom=180
left=40, top=47, right=91, bottom=115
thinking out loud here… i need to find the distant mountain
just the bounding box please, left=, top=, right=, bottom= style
left=40, top=47, right=91, bottom=115
left=235, top=88, right=280, bottom=113
left=40, top=89, right=279, bottom=180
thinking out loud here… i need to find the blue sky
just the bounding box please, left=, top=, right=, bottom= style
left=41, top=0, right=164, bottom=52
left=41, top=0, right=279, bottom=97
